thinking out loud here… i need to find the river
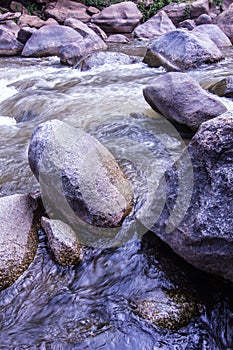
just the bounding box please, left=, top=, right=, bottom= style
left=0, top=44, right=233, bottom=349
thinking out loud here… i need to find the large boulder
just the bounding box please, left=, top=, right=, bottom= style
left=159, top=3, right=187, bottom=26
left=143, top=29, right=223, bottom=71
left=78, top=51, right=140, bottom=71
left=18, top=14, right=46, bottom=28
left=192, top=24, right=232, bottom=48
left=91, top=1, right=142, bottom=34
left=152, top=112, right=233, bottom=283
left=41, top=217, right=87, bottom=265
left=133, top=10, right=176, bottom=39
left=21, top=24, right=83, bottom=57
left=44, top=0, right=90, bottom=23
left=0, top=27, right=24, bottom=55
left=0, top=193, right=40, bottom=290
left=143, top=72, right=227, bottom=131
left=190, top=0, right=209, bottom=18
left=28, top=120, right=133, bottom=228
left=214, top=5, right=233, bottom=42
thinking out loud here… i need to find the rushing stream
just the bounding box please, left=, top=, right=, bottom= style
left=1, top=44, right=233, bottom=349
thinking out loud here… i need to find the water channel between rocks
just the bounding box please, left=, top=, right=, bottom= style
left=0, top=44, right=233, bottom=349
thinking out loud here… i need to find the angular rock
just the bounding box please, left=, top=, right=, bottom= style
left=0, top=193, right=40, bottom=290
left=87, top=23, right=107, bottom=40
left=159, top=3, right=187, bottom=26
left=195, top=13, right=212, bottom=25
left=133, top=10, right=176, bottom=39
left=0, top=27, right=24, bottom=55
left=152, top=112, right=233, bottom=283
left=28, top=120, right=133, bottom=228
left=0, top=20, right=20, bottom=36
left=143, top=72, right=227, bottom=131
left=78, top=51, right=140, bottom=71
left=214, top=5, right=233, bottom=42
left=17, top=26, right=36, bottom=44
left=44, top=0, right=90, bottom=24
left=91, top=1, right=142, bottom=34
left=143, top=29, right=223, bottom=71
left=106, top=34, right=130, bottom=43
left=21, top=24, right=83, bottom=57
left=64, top=17, right=100, bottom=38
left=190, top=0, right=209, bottom=18
left=0, top=11, right=21, bottom=22
left=178, top=19, right=196, bottom=30
left=18, top=14, right=45, bottom=28
left=192, top=24, right=232, bottom=48
left=207, top=76, right=233, bottom=97
left=41, top=217, right=86, bottom=265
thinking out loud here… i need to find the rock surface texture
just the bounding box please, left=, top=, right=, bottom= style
left=207, top=76, right=233, bottom=97
left=143, top=29, right=223, bottom=71
left=28, top=120, right=133, bottom=228
left=143, top=72, right=227, bottom=130
left=0, top=27, right=24, bottom=55
left=44, top=0, right=90, bottom=23
left=152, top=112, right=233, bottom=283
left=192, top=24, right=232, bottom=48
left=214, top=5, right=233, bottom=42
left=0, top=193, right=40, bottom=290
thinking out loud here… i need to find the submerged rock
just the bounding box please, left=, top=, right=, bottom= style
left=0, top=193, right=40, bottom=290
left=143, top=29, right=223, bottom=71
left=207, top=76, right=233, bottom=97
left=91, top=1, right=142, bottom=33
left=28, top=120, right=133, bottom=228
left=152, top=112, right=233, bottom=283
left=143, top=72, right=227, bottom=131
left=41, top=217, right=87, bottom=265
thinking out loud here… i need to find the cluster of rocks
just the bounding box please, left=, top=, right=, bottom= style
left=0, top=0, right=233, bottom=68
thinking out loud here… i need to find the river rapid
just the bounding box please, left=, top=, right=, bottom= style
left=1, top=44, right=233, bottom=349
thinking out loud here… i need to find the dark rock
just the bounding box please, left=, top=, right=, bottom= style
left=207, top=76, right=233, bottom=97
left=91, top=1, right=142, bottom=34
left=133, top=10, right=176, bottom=39
left=192, top=24, right=232, bottom=48
left=17, top=26, right=36, bottom=44
left=41, top=217, right=87, bottom=265
left=28, top=120, right=133, bottom=228
left=0, top=193, right=40, bottom=290
left=178, top=19, right=196, bottom=30
left=143, top=72, right=227, bottom=131
left=87, top=23, right=107, bottom=40
left=195, top=13, right=212, bottom=25
left=21, top=24, right=83, bottom=57
left=152, top=112, right=233, bottom=283
left=0, top=27, right=24, bottom=56
left=143, top=29, right=223, bottom=71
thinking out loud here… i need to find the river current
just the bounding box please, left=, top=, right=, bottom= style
left=0, top=44, right=233, bottom=349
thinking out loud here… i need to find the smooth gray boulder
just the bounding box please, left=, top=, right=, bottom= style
left=0, top=27, right=24, bottom=56
left=91, top=1, right=142, bottom=33
left=143, top=72, right=227, bottom=131
left=28, top=120, right=133, bottom=228
left=21, top=24, right=83, bottom=57
left=143, top=29, right=223, bottom=71
left=152, top=112, right=233, bottom=283
left=41, top=217, right=87, bottom=265
left=192, top=24, right=232, bottom=48
left=133, top=10, right=176, bottom=39
left=0, top=193, right=40, bottom=290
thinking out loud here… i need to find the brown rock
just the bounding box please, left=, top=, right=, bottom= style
left=190, top=0, right=209, bottom=18
left=106, top=34, right=130, bottom=43
left=18, top=14, right=46, bottom=28
left=10, top=1, right=28, bottom=14
left=159, top=3, right=187, bottom=26
left=44, top=0, right=90, bottom=24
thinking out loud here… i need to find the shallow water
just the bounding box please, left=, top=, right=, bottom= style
left=1, top=45, right=233, bottom=349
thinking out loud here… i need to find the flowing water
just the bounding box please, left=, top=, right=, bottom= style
left=1, top=44, right=233, bottom=349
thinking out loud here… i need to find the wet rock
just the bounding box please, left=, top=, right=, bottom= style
left=28, top=120, right=133, bottom=228
left=192, top=24, right=232, bottom=48
left=133, top=10, right=176, bottom=40
left=17, top=26, right=36, bottom=44
left=214, top=5, right=233, bottom=42
left=143, top=72, right=227, bottom=131
left=21, top=24, right=83, bottom=57
left=152, top=112, right=233, bottom=283
left=106, top=34, right=130, bottom=43
left=91, top=1, right=142, bottom=34
left=159, top=3, right=187, bottom=26
left=143, top=29, right=223, bottom=71
left=178, top=19, right=196, bottom=30
left=0, top=27, right=24, bottom=56
left=18, top=14, right=46, bottom=28
left=190, top=0, right=209, bottom=18
left=135, top=290, right=200, bottom=330
left=79, top=51, right=140, bottom=71
left=41, top=217, right=87, bottom=265
left=0, top=193, right=40, bottom=290
left=195, top=13, right=212, bottom=24
left=44, top=0, right=90, bottom=24
left=207, top=76, right=233, bottom=97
